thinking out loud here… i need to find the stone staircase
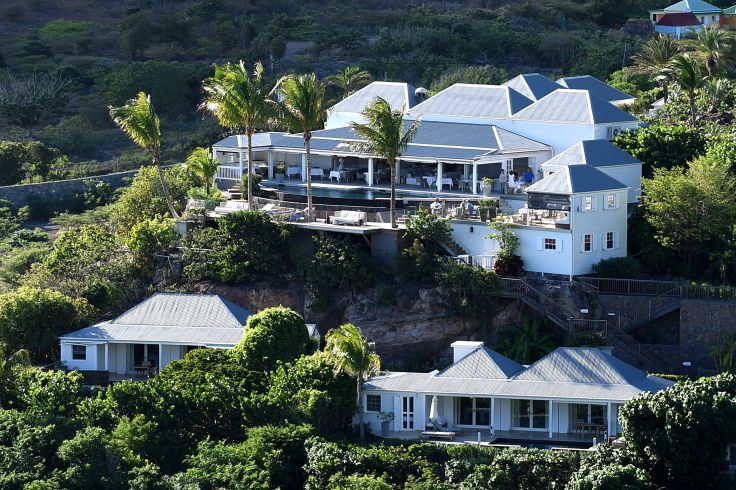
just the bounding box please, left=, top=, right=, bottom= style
left=439, top=238, right=468, bottom=257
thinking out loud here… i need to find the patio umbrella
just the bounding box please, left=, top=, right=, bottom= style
left=429, top=395, right=439, bottom=421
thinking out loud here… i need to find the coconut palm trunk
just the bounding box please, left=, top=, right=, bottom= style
left=247, top=131, right=254, bottom=208
left=356, top=378, right=365, bottom=440
left=155, top=151, right=179, bottom=219
left=306, top=134, right=313, bottom=221
left=688, top=92, right=696, bottom=125
left=388, top=156, right=397, bottom=228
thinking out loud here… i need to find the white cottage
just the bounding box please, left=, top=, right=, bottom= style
left=59, top=293, right=251, bottom=379
left=360, top=341, right=673, bottom=440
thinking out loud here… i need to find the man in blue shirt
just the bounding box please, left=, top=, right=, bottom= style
left=524, top=166, right=534, bottom=184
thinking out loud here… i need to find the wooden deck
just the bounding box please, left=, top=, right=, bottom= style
left=378, top=429, right=599, bottom=449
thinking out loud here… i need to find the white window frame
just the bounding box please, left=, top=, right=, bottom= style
left=583, top=195, right=594, bottom=212
left=606, top=193, right=617, bottom=209
left=544, top=238, right=557, bottom=250
left=583, top=234, right=593, bottom=252
left=365, top=394, right=382, bottom=413
left=605, top=231, right=615, bottom=250
left=71, top=344, right=86, bottom=360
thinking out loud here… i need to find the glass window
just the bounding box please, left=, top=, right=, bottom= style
left=459, top=397, right=474, bottom=425
left=512, top=399, right=531, bottom=428
left=574, top=404, right=588, bottom=423
left=476, top=398, right=491, bottom=426
left=591, top=405, right=606, bottom=425
left=402, top=396, right=414, bottom=429
left=584, top=195, right=593, bottom=211
left=532, top=400, right=548, bottom=429
left=606, top=193, right=616, bottom=209
left=72, top=345, right=86, bottom=360
left=583, top=234, right=592, bottom=252
left=606, top=232, right=615, bottom=249
left=366, top=394, right=381, bottom=412
left=544, top=238, right=556, bottom=250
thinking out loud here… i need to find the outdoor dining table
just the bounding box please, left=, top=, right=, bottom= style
left=576, top=422, right=607, bottom=437
left=441, top=177, right=453, bottom=189
left=286, top=166, right=301, bottom=178
left=423, top=175, right=436, bottom=187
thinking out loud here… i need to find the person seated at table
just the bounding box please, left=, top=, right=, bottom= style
left=464, top=199, right=475, bottom=216
left=430, top=198, right=442, bottom=215
left=524, top=166, right=534, bottom=185
left=337, top=157, right=345, bottom=171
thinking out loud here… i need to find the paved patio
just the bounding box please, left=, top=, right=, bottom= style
left=378, top=429, right=599, bottom=450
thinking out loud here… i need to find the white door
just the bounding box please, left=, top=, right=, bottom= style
left=401, top=396, right=415, bottom=430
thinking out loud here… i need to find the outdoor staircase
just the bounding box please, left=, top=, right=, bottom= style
left=498, top=278, right=672, bottom=372
left=227, top=183, right=243, bottom=200
left=439, top=238, right=468, bottom=257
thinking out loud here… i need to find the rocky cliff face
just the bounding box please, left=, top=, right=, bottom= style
left=192, top=280, right=524, bottom=362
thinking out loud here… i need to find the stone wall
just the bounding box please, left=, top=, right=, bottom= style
left=0, top=170, right=139, bottom=207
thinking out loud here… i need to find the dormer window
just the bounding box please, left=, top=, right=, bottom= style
left=584, top=195, right=594, bottom=212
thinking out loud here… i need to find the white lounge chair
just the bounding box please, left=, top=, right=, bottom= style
left=329, top=210, right=366, bottom=226
left=214, top=201, right=248, bottom=214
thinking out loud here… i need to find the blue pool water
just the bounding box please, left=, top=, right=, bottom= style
left=263, top=185, right=460, bottom=202
left=490, top=438, right=592, bottom=450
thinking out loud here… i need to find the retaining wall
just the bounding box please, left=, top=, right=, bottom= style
left=0, top=170, right=139, bottom=207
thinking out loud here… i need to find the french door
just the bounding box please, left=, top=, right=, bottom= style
left=401, top=396, right=414, bottom=430
left=457, top=397, right=492, bottom=427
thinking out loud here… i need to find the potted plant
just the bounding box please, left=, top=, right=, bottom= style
left=482, top=177, right=494, bottom=196
left=479, top=199, right=496, bottom=222
left=379, top=411, right=395, bottom=436
left=275, top=163, right=286, bottom=182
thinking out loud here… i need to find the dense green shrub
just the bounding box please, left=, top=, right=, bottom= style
left=436, top=259, right=499, bottom=328
left=9, top=368, right=84, bottom=417
left=125, top=216, right=176, bottom=256
left=0, top=242, right=51, bottom=287
left=613, top=124, right=706, bottom=177
left=303, top=233, right=374, bottom=310
left=592, top=256, right=643, bottom=279
left=238, top=307, right=310, bottom=372
left=0, top=287, right=93, bottom=362
left=0, top=141, right=28, bottom=185
left=0, top=198, right=28, bottom=239
left=38, top=116, right=103, bottom=158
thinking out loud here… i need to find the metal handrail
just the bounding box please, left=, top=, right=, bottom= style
left=577, top=276, right=736, bottom=302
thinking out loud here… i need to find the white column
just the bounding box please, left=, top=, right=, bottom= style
left=267, top=151, right=274, bottom=179
left=301, top=153, right=307, bottom=182
left=395, top=158, right=401, bottom=184
left=436, top=161, right=443, bottom=192
left=367, top=158, right=374, bottom=186
left=104, top=343, right=109, bottom=371
left=549, top=399, right=553, bottom=438
left=607, top=402, right=613, bottom=438
left=158, top=343, right=163, bottom=374
left=472, top=164, right=478, bottom=195
left=491, top=397, right=496, bottom=432
left=238, top=151, right=244, bottom=180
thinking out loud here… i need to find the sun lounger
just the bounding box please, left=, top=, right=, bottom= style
left=419, top=431, right=456, bottom=441
left=214, top=201, right=248, bottom=215
left=329, top=210, right=366, bottom=226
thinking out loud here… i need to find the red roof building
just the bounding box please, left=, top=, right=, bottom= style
left=656, top=12, right=702, bottom=26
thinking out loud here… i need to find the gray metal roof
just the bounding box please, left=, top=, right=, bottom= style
left=272, top=120, right=549, bottom=161
left=512, top=89, right=637, bottom=124
left=557, top=76, right=635, bottom=104
left=541, top=140, right=641, bottom=169
left=503, top=73, right=562, bottom=101
left=437, top=346, right=523, bottom=379
left=329, top=81, right=416, bottom=114
left=526, top=165, right=627, bottom=195
left=60, top=294, right=252, bottom=346
left=213, top=132, right=287, bottom=150
left=408, top=84, right=533, bottom=119
left=364, top=347, right=673, bottom=403
left=664, top=0, right=720, bottom=12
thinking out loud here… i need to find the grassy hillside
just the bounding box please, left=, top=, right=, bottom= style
left=0, top=0, right=663, bottom=167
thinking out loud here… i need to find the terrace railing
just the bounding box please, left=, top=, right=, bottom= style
left=578, top=277, right=736, bottom=301
left=216, top=166, right=242, bottom=181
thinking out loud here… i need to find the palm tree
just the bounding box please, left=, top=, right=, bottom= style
left=326, top=66, right=373, bottom=98
left=349, top=97, right=420, bottom=228
left=0, top=347, right=30, bottom=408
left=325, top=323, right=381, bottom=441
left=201, top=61, right=271, bottom=210
left=703, top=78, right=731, bottom=113
left=630, top=34, right=681, bottom=103
left=669, top=54, right=705, bottom=125
left=185, top=147, right=220, bottom=195
left=496, top=316, right=556, bottom=364
left=110, top=92, right=179, bottom=219
left=684, top=25, right=735, bottom=78
left=276, top=73, right=326, bottom=222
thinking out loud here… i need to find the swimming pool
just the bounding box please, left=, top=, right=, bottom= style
left=262, top=184, right=463, bottom=207
left=490, top=438, right=592, bottom=450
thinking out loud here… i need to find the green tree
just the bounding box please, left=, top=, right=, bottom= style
left=184, top=147, right=219, bottom=195
left=641, top=156, right=736, bottom=277
left=436, top=260, right=500, bottom=332
left=125, top=216, right=177, bottom=256
left=669, top=54, right=704, bottom=125
left=630, top=34, right=681, bottom=103
left=404, top=206, right=451, bottom=254
left=115, top=165, right=199, bottom=235
left=109, top=92, right=179, bottom=219
left=488, top=217, right=523, bottom=277
left=239, top=307, right=310, bottom=372
left=0, top=346, right=30, bottom=408
left=201, top=61, right=272, bottom=209
left=0, top=287, right=92, bottom=362
left=620, top=373, right=736, bottom=488
left=276, top=73, right=326, bottom=222
left=684, top=25, right=735, bottom=78
left=0, top=141, right=28, bottom=185
left=429, top=65, right=508, bottom=94
left=495, top=315, right=556, bottom=364
left=325, top=323, right=380, bottom=441
left=326, top=66, right=373, bottom=98
left=613, top=123, right=705, bottom=177
left=350, top=97, right=420, bottom=228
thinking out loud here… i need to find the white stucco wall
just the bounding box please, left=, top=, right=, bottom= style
left=598, top=165, right=641, bottom=204
left=570, top=190, right=628, bottom=275
left=60, top=341, right=101, bottom=371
